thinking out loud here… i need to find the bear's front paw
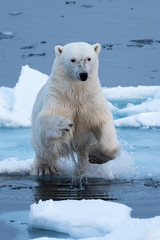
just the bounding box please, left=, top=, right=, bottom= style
left=52, top=116, right=74, bottom=140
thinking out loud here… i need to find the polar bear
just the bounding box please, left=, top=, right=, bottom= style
left=31, top=42, right=120, bottom=175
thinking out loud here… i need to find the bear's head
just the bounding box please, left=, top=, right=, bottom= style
left=54, top=42, right=101, bottom=82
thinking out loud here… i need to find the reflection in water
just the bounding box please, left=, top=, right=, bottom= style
left=28, top=227, right=69, bottom=240
left=34, top=176, right=118, bottom=202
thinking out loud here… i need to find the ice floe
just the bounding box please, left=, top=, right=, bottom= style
left=29, top=199, right=160, bottom=240
left=0, top=158, right=32, bottom=174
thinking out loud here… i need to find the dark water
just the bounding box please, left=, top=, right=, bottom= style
left=0, top=0, right=160, bottom=88
left=1, top=175, right=160, bottom=218
left=0, top=175, right=160, bottom=239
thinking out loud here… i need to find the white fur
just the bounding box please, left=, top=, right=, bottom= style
left=31, top=42, right=120, bottom=175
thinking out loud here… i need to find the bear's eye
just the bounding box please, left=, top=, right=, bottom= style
left=71, top=58, right=76, bottom=63
left=87, top=57, right=91, bottom=61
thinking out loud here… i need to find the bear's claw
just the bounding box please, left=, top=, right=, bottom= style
left=31, top=164, right=60, bottom=176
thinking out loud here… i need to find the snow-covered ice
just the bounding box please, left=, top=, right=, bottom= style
left=103, top=85, right=160, bottom=100
left=0, top=65, right=160, bottom=128
left=103, top=86, right=160, bottom=128
left=0, top=65, right=47, bottom=127
left=114, top=112, right=160, bottom=128
left=28, top=199, right=160, bottom=240
left=0, top=158, right=32, bottom=174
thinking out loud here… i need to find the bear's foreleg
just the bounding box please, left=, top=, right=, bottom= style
left=31, top=115, right=74, bottom=175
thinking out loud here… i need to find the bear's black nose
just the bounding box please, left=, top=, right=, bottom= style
left=79, top=72, right=88, bottom=81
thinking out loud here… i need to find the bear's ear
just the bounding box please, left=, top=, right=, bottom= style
left=92, top=43, right=101, bottom=55
left=55, top=45, right=64, bottom=56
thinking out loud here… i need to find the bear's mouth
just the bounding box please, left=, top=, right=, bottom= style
left=78, top=72, right=88, bottom=81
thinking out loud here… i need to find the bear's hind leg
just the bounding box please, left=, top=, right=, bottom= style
left=89, top=123, right=120, bottom=164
